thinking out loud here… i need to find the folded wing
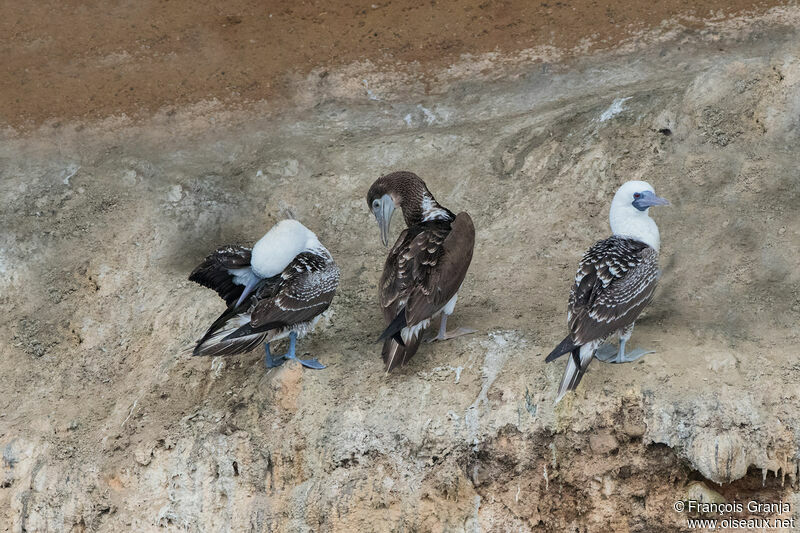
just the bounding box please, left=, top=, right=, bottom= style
left=404, top=212, right=475, bottom=327
left=379, top=213, right=475, bottom=370
left=250, top=252, right=340, bottom=330
left=192, top=251, right=339, bottom=357
left=568, top=236, right=659, bottom=346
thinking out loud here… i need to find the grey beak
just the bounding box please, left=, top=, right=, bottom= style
left=373, top=194, right=396, bottom=247
left=645, top=193, right=670, bottom=207
left=635, top=190, right=670, bottom=209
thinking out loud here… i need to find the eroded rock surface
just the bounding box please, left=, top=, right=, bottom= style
left=2, top=11, right=800, bottom=532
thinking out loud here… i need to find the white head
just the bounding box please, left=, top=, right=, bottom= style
left=608, top=180, right=669, bottom=251
left=250, top=219, right=323, bottom=278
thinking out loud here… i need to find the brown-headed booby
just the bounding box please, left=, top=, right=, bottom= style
left=367, top=171, right=475, bottom=372
left=546, top=180, right=669, bottom=403
left=189, top=219, right=339, bottom=369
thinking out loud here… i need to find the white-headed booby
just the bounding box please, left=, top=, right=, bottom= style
left=546, top=180, right=669, bottom=403
left=189, top=219, right=339, bottom=369
left=367, top=171, right=475, bottom=372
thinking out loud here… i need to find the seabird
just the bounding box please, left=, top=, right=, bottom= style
left=367, top=171, right=475, bottom=372
left=188, top=219, right=339, bottom=369
left=546, top=180, right=669, bottom=403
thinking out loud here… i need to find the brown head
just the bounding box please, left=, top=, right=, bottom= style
left=366, top=171, right=453, bottom=246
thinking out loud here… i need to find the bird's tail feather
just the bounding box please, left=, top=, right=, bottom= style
left=546, top=335, right=578, bottom=362
left=192, top=309, right=269, bottom=357
left=382, top=335, right=421, bottom=373
left=378, top=311, right=407, bottom=347
left=554, top=346, right=593, bottom=404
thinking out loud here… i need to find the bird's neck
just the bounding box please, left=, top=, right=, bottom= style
left=609, top=206, right=660, bottom=251
left=305, top=236, right=331, bottom=260
left=303, top=234, right=323, bottom=253
left=251, top=231, right=322, bottom=278
left=402, top=191, right=454, bottom=226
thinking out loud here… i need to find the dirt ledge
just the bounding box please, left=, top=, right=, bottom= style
left=2, top=8, right=800, bottom=533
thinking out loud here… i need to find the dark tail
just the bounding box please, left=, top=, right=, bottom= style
left=545, top=335, right=578, bottom=363
left=192, top=307, right=267, bottom=357
left=378, top=311, right=407, bottom=347
left=382, top=335, right=422, bottom=373
left=555, top=346, right=592, bottom=404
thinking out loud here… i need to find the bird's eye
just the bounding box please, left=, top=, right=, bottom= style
left=633, top=192, right=642, bottom=199
left=372, top=200, right=380, bottom=209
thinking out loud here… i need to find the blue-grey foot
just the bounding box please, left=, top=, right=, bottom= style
left=615, top=348, right=654, bottom=363
left=596, top=339, right=653, bottom=364
left=425, top=314, right=477, bottom=343
left=264, top=343, right=286, bottom=368
left=283, top=331, right=327, bottom=370
left=287, top=356, right=327, bottom=369
left=594, top=343, right=618, bottom=361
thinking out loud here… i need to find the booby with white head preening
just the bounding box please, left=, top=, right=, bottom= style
left=546, top=180, right=669, bottom=403
left=367, top=171, right=475, bottom=372
left=189, top=219, right=339, bottom=369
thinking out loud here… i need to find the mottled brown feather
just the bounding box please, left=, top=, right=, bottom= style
left=405, top=212, right=475, bottom=327
left=188, top=245, right=252, bottom=306
left=379, top=212, right=475, bottom=371
left=193, top=251, right=339, bottom=357
left=250, top=252, right=339, bottom=330
left=567, top=236, right=659, bottom=346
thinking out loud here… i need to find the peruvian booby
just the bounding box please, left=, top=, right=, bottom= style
left=546, top=180, right=669, bottom=403
left=367, top=171, right=475, bottom=372
left=189, top=219, right=339, bottom=369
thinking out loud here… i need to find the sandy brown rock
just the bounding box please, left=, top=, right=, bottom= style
left=270, top=360, right=305, bottom=412
left=686, top=481, right=727, bottom=504
left=0, top=0, right=792, bottom=128
left=2, top=8, right=800, bottom=532
left=589, top=430, right=619, bottom=455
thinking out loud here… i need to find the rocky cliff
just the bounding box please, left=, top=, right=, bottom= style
left=2, top=8, right=800, bottom=532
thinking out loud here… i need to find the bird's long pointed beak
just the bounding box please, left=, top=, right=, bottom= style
left=640, top=190, right=670, bottom=207
left=374, top=194, right=396, bottom=246
left=234, top=275, right=261, bottom=308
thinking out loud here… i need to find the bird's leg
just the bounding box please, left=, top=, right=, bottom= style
left=596, top=338, right=655, bottom=364
left=614, top=338, right=655, bottom=364
left=264, top=342, right=286, bottom=369
left=594, top=342, right=618, bottom=361
left=426, top=313, right=477, bottom=343
left=595, top=323, right=653, bottom=364
left=283, top=331, right=326, bottom=369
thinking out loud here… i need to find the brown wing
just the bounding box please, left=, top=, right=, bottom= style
left=189, top=245, right=253, bottom=306
left=379, top=224, right=450, bottom=324
left=378, top=213, right=475, bottom=372
left=250, top=252, right=340, bottom=330
left=568, top=236, right=659, bottom=345
left=380, top=213, right=475, bottom=328
left=404, top=212, right=475, bottom=327
left=380, top=227, right=413, bottom=323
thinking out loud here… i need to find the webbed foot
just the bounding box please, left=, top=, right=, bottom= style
left=426, top=314, right=476, bottom=342
left=596, top=339, right=654, bottom=364
left=614, top=348, right=654, bottom=364
left=288, top=356, right=327, bottom=369
left=282, top=331, right=326, bottom=369
left=264, top=343, right=286, bottom=368
left=594, top=343, right=618, bottom=361
left=426, top=327, right=477, bottom=343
